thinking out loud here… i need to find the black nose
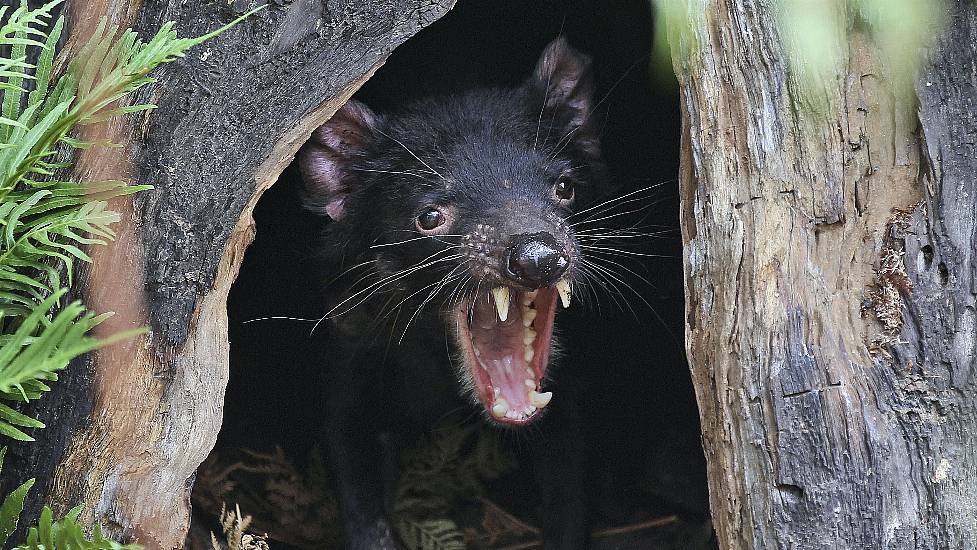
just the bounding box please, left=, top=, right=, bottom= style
left=505, top=232, right=569, bottom=288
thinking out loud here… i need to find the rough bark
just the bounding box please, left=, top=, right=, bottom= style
left=0, top=0, right=453, bottom=547
left=675, top=1, right=976, bottom=548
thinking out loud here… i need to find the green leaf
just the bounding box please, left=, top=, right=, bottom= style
left=76, top=19, right=115, bottom=99
left=0, top=402, right=44, bottom=428
left=3, top=100, right=70, bottom=184
left=0, top=478, right=33, bottom=546
left=25, top=15, right=63, bottom=127
left=35, top=506, right=51, bottom=546
left=78, top=104, right=156, bottom=126
left=3, top=190, right=50, bottom=248
left=0, top=117, right=27, bottom=130
left=0, top=27, right=29, bottom=123
left=14, top=504, right=142, bottom=550
left=0, top=421, right=34, bottom=442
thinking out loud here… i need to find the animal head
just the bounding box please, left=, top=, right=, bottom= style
left=299, top=37, right=606, bottom=425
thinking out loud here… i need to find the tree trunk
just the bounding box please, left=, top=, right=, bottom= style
left=0, top=1, right=453, bottom=547
left=674, top=1, right=977, bottom=548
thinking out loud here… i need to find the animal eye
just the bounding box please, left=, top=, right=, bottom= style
left=554, top=179, right=574, bottom=202
left=416, top=208, right=446, bottom=231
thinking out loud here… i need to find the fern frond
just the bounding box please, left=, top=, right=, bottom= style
left=24, top=14, right=63, bottom=127
left=0, top=1, right=63, bottom=136
left=0, top=291, right=91, bottom=389
left=0, top=1, right=61, bottom=45
left=14, top=505, right=140, bottom=550
left=393, top=421, right=518, bottom=550
left=395, top=518, right=466, bottom=550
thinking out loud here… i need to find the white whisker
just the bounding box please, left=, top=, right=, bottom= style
left=374, top=127, right=445, bottom=179
left=242, top=316, right=318, bottom=324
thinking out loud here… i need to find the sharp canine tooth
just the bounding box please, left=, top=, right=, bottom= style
left=529, top=390, right=553, bottom=408
left=492, top=398, right=509, bottom=418
left=556, top=279, right=571, bottom=308
left=492, top=286, right=510, bottom=321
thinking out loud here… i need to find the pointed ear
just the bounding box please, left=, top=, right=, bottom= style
left=298, top=99, right=377, bottom=220
left=531, top=37, right=595, bottom=135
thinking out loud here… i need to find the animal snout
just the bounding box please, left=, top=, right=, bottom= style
left=505, top=232, right=569, bottom=288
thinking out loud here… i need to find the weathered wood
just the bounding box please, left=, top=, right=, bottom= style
left=1, top=0, right=453, bottom=547
left=895, top=2, right=977, bottom=543
left=674, top=1, right=976, bottom=548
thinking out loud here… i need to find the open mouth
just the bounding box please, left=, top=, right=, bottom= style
left=456, top=280, right=571, bottom=426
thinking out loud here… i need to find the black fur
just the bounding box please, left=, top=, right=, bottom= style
left=299, top=38, right=602, bottom=550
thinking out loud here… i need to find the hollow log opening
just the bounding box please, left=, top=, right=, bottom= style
left=189, top=0, right=708, bottom=548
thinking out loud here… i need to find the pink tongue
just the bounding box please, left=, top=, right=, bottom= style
left=482, top=355, right=532, bottom=411
left=471, top=297, right=533, bottom=411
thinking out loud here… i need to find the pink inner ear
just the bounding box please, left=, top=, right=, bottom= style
left=534, top=38, right=594, bottom=126
left=338, top=100, right=377, bottom=133
left=299, top=100, right=379, bottom=220
left=325, top=197, right=345, bottom=220
left=302, top=151, right=348, bottom=218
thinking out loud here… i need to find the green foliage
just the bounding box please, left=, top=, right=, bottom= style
left=197, top=422, right=519, bottom=549
left=0, top=291, right=116, bottom=441
left=12, top=506, right=139, bottom=550
left=0, top=0, right=258, bottom=546
left=396, top=518, right=466, bottom=550
left=650, top=0, right=703, bottom=79
left=653, top=0, right=945, bottom=105
left=0, top=448, right=34, bottom=545
left=777, top=0, right=944, bottom=106
left=394, top=422, right=518, bottom=550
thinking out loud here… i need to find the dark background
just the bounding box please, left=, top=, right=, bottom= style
left=208, top=0, right=709, bottom=545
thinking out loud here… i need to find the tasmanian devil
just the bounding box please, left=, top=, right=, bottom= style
left=298, top=37, right=607, bottom=550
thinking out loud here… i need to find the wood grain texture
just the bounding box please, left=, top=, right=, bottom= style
left=674, top=1, right=976, bottom=548
left=0, top=0, right=453, bottom=547
left=894, top=1, right=977, bottom=544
